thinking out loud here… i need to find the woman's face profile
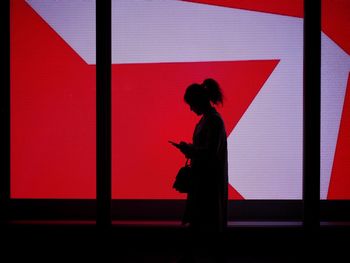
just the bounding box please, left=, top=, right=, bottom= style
left=189, top=103, right=203, bottom=116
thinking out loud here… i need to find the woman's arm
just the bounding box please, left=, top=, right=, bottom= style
left=179, top=116, right=223, bottom=159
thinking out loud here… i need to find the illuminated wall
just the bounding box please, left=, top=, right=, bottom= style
left=321, top=0, right=350, bottom=200
left=10, top=0, right=304, bottom=200
left=10, top=0, right=350, bottom=204
left=10, top=0, right=96, bottom=198
left=112, top=0, right=304, bottom=200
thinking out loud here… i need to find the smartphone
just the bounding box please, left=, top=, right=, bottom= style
left=168, top=140, right=180, bottom=148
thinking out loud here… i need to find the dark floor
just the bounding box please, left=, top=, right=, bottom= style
left=1, top=221, right=348, bottom=262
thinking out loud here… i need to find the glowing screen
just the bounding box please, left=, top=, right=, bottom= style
left=10, top=0, right=350, bottom=202
left=10, top=0, right=304, bottom=200
left=321, top=0, right=350, bottom=200
left=112, top=1, right=304, bottom=200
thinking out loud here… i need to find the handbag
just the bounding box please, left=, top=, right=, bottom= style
left=173, top=158, right=192, bottom=193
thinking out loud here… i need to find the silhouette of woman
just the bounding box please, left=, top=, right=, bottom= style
left=177, top=78, right=228, bottom=234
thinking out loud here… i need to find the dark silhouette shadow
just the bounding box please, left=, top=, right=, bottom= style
left=171, top=78, right=228, bottom=262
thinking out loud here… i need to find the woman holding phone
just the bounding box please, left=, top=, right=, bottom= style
left=171, top=78, right=228, bottom=262
left=174, top=78, right=228, bottom=234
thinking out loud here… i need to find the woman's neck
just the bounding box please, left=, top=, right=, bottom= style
left=202, top=105, right=214, bottom=115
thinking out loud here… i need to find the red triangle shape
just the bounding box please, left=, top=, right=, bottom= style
left=228, top=184, right=244, bottom=200
left=112, top=60, right=279, bottom=199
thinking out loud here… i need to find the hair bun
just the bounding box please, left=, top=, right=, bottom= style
left=202, top=78, right=224, bottom=105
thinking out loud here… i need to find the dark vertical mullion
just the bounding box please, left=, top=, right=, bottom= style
left=96, top=0, right=112, bottom=227
left=0, top=0, right=10, bottom=222
left=303, top=0, right=321, bottom=230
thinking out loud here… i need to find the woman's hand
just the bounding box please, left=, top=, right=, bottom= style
left=178, top=141, right=193, bottom=158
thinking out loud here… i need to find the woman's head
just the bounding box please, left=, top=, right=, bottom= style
left=184, top=78, right=223, bottom=115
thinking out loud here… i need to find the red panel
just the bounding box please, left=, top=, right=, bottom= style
left=328, top=74, right=350, bottom=199
left=322, top=0, right=350, bottom=56
left=112, top=60, right=279, bottom=199
left=183, top=0, right=304, bottom=18
left=11, top=0, right=96, bottom=198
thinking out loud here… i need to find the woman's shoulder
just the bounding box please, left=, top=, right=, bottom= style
left=206, top=109, right=224, bottom=127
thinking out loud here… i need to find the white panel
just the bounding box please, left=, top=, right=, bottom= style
left=228, top=59, right=303, bottom=199
left=26, top=0, right=95, bottom=65
left=321, top=33, right=350, bottom=199
left=112, top=0, right=302, bottom=63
